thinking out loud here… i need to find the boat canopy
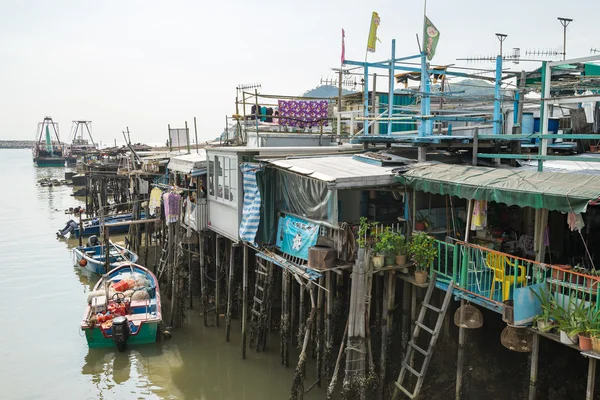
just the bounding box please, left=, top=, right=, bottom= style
left=394, top=163, right=600, bottom=213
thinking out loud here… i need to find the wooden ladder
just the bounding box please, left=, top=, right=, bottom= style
left=392, top=273, right=455, bottom=399
left=249, top=257, right=273, bottom=351
left=156, top=239, right=170, bottom=281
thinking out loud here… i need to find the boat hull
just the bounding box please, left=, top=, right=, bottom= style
left=73, top=243, right=139, bottom=275
left=84, top=320, right=159, bottom=348
left=34, top=157, right=66, bottom=167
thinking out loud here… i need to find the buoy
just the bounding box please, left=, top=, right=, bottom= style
left=79, top=259, right=87, bottom=267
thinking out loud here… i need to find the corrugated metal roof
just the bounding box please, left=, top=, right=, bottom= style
left=267, top=155, right=395, bottom=189
left=168, top=150, right=207, bottom=174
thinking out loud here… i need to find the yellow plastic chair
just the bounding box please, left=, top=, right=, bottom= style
left=485, top=252, right=527, bottom=301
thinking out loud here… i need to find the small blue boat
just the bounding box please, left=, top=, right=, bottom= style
left=74, top=241, right=139, bottom=275
left=58, top=213, right=145, bottom=238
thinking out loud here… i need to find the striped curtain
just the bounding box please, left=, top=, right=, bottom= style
left=239, top=163, right=264, bottom=243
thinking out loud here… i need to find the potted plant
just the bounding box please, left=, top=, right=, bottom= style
left=586, top=268, right=600, bottom=292
left=394, top=233, right=408, bottom=267
left=409, top=232, right=437, bottom=285
left=415, top=212, right=430, bottom=232
left=557, top=300, right=588, bottom=346
left=374, top=227, right=397, bottom=267
left=532, top=287, right=558, bottom=332
left=358, top=217, right=384, bottom=269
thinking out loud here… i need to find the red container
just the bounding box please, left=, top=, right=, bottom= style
left=112, top=280, right=130, bottom=292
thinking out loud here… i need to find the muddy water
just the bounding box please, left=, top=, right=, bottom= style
left=0, top=149, right=324, bottom=400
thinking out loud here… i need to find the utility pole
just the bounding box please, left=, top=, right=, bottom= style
left=558, top=17, right=573, bottom=60
left=495, top=33, right=508, bottom=57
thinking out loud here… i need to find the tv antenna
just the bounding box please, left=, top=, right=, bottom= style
left=236, top=83, right=262, bottom=94
left=320, top=75, right=357, bottom=90
left=591, top=48, right=600, bottom=54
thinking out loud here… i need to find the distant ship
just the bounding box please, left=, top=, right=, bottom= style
left=66, top=120, right=97, bottom=165
left=32, top=117, right=66, bottom=167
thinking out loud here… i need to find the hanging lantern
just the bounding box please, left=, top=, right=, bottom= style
left=453, top=303, right=484, bottom=329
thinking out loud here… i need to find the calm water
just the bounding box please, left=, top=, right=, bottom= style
left=0, top=149, right=323, bottom=400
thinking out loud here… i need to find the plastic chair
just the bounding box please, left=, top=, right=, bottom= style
left=485, top=252, right=527, bottom=301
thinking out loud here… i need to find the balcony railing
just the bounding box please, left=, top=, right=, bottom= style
left=432, top=239, right=600, bottom=313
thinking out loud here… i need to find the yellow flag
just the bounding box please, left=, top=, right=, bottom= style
left=367, top=12, right=380, bottom=53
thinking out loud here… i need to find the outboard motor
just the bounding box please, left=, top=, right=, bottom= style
left=87, top=235, right=99, bottom=247
left=57, top=220, right=78, bottom=237
left=112, top=316, right=130, bottom=352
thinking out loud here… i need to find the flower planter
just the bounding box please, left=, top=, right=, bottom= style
left=592, top=145, right=598, bottom=153
left=559, top=330, right=578, bottom=345
left=415, top=222, right=426, bottom=231
left=551, top=264, right=572, bottom=281
left=414, top=270, right=428, bottom=285
left=579, top=334, right=593, bottom=351
left=592, top=336, right=600, bottom=353
left=372, top=255, right=385, bottom=269
left=385, top=256, right=395, bottom=267
left=586, top=277, right=600, bottom=292
left=395, top=254, right=407, bottom=266
left=536, top=319, right=553, bottom=332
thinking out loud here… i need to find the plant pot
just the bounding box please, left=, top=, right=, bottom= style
left=415, top=222, right=426, bottom=231
left=385, top=256, right=395, bottom=267
left=395, top=254, right=407, bottom=266
left=592, top=145, right=598, bottom=153
left=414, top=270, right=428, bottom=285
left=579, top=334, right=593, bottom=351
left=592, top=336, right=600, bottom=353
left=586, top=277, right=599, bottom=292
left=559, top=330, right=578, bottom=345
left=552, top=264, right=572, bottom=281
left=372, top=255, right=385, bottom=269
left=536, top=319, right=552, bottom=332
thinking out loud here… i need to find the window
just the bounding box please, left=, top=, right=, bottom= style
left=209, top=154, right=237, bottom=204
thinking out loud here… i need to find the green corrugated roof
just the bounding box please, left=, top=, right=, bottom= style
left=394, top=163, right=600, bottom=213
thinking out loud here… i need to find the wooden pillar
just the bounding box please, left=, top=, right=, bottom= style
left=586, top=357, right=597, bottom=400
left=455, top=299, right=466, bottom=400
left=200, top=234, right=208, bottom=327
left=401, top=280, right=411, bottom=356
left=281, top=270, right=290, bottom=367
left=528, top=332, right=539, bottom=400
left=225, top=241, right=235, bottom=342
left=379, top=271, right=396, bottom=400
left=241, top=245, right=248, bottom=359
left=215, top=235, right=221, bottom=327
left=291, top=279, right=296, bottom=348
left=316, top=276, right=325, bottom=387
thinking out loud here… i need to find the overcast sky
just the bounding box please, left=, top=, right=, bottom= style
left=1, top=0, right=598, bottom=145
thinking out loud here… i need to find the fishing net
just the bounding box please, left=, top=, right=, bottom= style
left=501, top=325, right=532, bottom=352
left=453, top=304, right=484, bottom=329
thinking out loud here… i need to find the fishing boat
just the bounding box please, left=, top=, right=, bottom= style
left=73, top=240, right=139, bottom=275
left=33, top=117, right=66, bottom=167
left=58, top=212, right=145, bottom=238
left=81, top=263, right=161, bottom=351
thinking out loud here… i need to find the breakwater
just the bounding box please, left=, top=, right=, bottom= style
left=0, top=140, right=36, bottom=149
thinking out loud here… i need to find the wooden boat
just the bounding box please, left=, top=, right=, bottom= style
left=81, top=263, right=161, bottom=350
left=73, top=241, right=138, bottom=275
left=59, top=212, right=146, bottom=238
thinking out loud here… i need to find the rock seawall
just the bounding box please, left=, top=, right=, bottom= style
left=0, top=140, right=36, bottom=149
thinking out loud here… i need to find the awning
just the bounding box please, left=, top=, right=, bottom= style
left=266, top=155, right=395, bottom=189
left=167, top=151, right=207, bottom=174
left=394, top=163, right=600, bottom=213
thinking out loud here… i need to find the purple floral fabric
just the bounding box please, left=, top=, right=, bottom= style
left=278, top=100, right=329, bottom=128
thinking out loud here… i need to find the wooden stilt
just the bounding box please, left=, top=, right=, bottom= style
left=316, top=277, right=325, bottom=387
left=215, top=235, right=221, bottom=327
left=290, top=286, right=317, bottom=400
left=456, top=299, right=466, bottom=400
left=528, top=332, right=539, bottom=400
left=379, top=271, right=396, bottom=400
left=586, top=356, right=597, bottom=400
left=291, top=280, right=296, bottom=348
left=225, top=242, right=235, bottom=342
left=281, top=269, right=290, bottom=367
left=242, top=244, right=248, bottom=359
left=199, top=234, right=208, bottom=327
left=401, top=280, right=410, bottom=357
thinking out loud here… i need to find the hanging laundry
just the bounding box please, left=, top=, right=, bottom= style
left=250, top=104, right=257, bottom=121
left=260, top=106, right=267, bottom=122
left=148, top=187, right=163, bottom=215
left=543, top=225, right=550, bottom=247
left=567, top=212, right=585, bottom=232
left=266, top=107, right=273, bottom=123
left=138, top=178, right=149, bottom=195
left=470, top=200, right=488, bottom=230
left=581, top=90, right=596, bottom=123
left=163, top=192, right=182, bottom=224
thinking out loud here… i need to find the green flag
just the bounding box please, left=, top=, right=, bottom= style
left=423, top=16, right=440, bottom=61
